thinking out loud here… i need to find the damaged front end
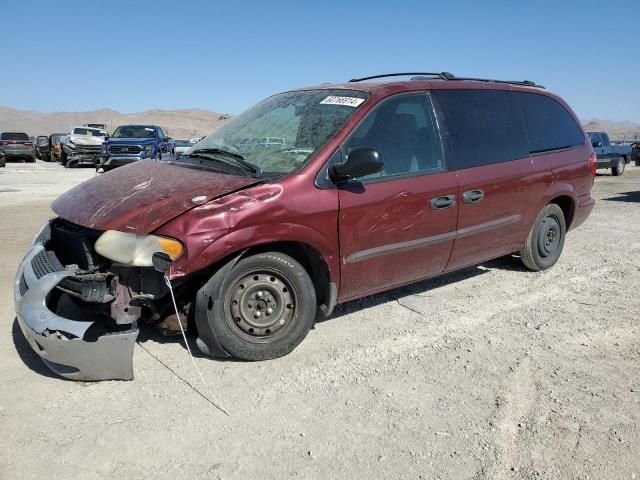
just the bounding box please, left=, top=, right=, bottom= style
left=62, top=141, right=103, bottom=167
left=14, top=220, right=170, bottom=380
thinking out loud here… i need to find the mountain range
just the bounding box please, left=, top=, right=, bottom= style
left=1, top=106, right=639, bottom=142
left=0, top=106, right=230, bottom=139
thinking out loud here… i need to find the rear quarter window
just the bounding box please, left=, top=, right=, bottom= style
left=515, top=92, right=585, bottom=153
left=1, top=132, right=30, bottom=141
left=431, top=89, right=528, bottom=169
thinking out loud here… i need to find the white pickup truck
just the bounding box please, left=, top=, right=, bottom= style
left=61, top=126, right=108, bottom=168
left=587, top=131, right=632, bottom=176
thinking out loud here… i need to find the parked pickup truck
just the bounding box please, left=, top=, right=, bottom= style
left=61, top=126, right=109, bottom=167
left=587, top=131, right=631, bottom=176
left=99, top=124, right=175, bottom=171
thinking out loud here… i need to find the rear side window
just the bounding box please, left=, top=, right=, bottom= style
left=1, top=132, right=29, bottom=141
left=432, top=90, right=528, bottom=169
left=515, top=92, right=584, bottom=153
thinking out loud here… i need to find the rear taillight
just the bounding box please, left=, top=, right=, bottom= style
left=588, top=152, right=597, bottom=178
left=0, top=140, right=8, bottom=146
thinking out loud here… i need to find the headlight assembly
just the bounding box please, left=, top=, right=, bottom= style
left=94, top=230, right=183, bottom=267
left=143, top=144, right=154, bottom=156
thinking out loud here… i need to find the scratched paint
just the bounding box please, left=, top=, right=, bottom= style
left=51, top=160, right=259, bottom=234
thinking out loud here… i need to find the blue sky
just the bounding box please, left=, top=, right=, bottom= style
left=0, top=0, right=638, bottom=122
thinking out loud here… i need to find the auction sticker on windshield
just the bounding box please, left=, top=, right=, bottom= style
left=320, top=96, right=365, bottom=107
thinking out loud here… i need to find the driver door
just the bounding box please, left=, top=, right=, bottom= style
left=337, top=93, right=459, bottom=301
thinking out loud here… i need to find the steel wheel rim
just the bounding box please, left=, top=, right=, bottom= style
left=537, top=215, right=561, bottom=258
left=226, top=269, right=297, bottom=340
left=618, top=159, right=624, bottom=173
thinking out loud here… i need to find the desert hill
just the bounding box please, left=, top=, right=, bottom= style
left=0, top=106, right=231, bottom=139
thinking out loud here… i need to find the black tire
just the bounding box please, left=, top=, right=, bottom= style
left=612, top=157, right=625, bottom=176
left=199, top=252, right=317, bottom=360
left=635, top=160, right=640, bottom=167
left=0, top=158, right=5, bottom=168
left=520, top=203, right=567, bottom=272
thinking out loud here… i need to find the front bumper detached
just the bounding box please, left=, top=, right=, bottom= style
left=14, top=225, right=138, bottom=381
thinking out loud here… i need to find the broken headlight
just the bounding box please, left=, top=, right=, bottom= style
left=94, top=231, right=183, bottom=267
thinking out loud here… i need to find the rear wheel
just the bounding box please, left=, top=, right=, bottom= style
left=199, top=252, right=317, bottom=360
left=612, top=157, right=625, bottom=176
left=520, top=203, right=566, bottom=271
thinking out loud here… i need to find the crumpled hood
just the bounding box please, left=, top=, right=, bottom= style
left=52, top=160, right=260, bottom=234
left=67, top=134, right=105, bottom=146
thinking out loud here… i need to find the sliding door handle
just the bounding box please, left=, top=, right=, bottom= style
left=430, top=194, right=456, bottom=210
left=462, top=189, right=484, bottom=204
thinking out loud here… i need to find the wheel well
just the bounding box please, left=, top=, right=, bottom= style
left=550, top=195, right=575, bottom=228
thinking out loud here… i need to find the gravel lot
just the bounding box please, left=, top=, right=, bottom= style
left=1, top=160, right=639, bottom=480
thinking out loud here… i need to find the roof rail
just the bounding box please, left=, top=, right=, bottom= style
left=348, top=72, right=544, bottom=89
left=451, top=76, right=545, bottom=89
left=348, top=72, right=455, bottom=82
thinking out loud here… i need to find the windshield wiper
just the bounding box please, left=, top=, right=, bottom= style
left=186, top=148, right=262, bottom=177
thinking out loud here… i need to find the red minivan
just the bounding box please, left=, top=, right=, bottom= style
left=14, top=73, right=596, bottom=380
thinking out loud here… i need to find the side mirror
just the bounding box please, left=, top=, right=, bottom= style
left=329, top=147, right=383, bottom=183
left=163, top=137, right=170, bottom=142
left=592, top=141, right=602, bottom=148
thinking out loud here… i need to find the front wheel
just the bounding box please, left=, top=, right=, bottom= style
left=520, top=203, right=567, bottom=271
left=612, top=157, right=625, bottom=176
left=198, top=252, right=317, bottom=360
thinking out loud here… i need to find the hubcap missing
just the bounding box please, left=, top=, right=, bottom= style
left=229, top=272, right=295, bottom=337
left=538, top=215, right=561, bottom=258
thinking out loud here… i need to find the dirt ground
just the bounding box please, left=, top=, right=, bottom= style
left=1, top=160, right=639, bottom=480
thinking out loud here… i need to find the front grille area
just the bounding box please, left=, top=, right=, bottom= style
left=31, top=249, right=64, bottom=279
left=19, top=273, right=28, bottom=296
left=72, top=144, right=102, bottom=153
left=108, top=145, right=142, bottom=154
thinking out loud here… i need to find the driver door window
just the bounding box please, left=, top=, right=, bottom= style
left=343, top=93, right=445, bottom=181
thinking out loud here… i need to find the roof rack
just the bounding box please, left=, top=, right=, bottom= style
left=349, top=72, right=455, bottom=82
left=348, top=72, right=544, bottom=89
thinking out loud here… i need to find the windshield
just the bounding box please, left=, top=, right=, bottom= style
left=183, top=89, right=368, bottom=176
left=112, top=126, right=156, bottom=138
left=72, top=128, right=106, bottom=136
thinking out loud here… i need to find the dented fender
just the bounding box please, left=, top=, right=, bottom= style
left=155, top=180, right=341, bottom=287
